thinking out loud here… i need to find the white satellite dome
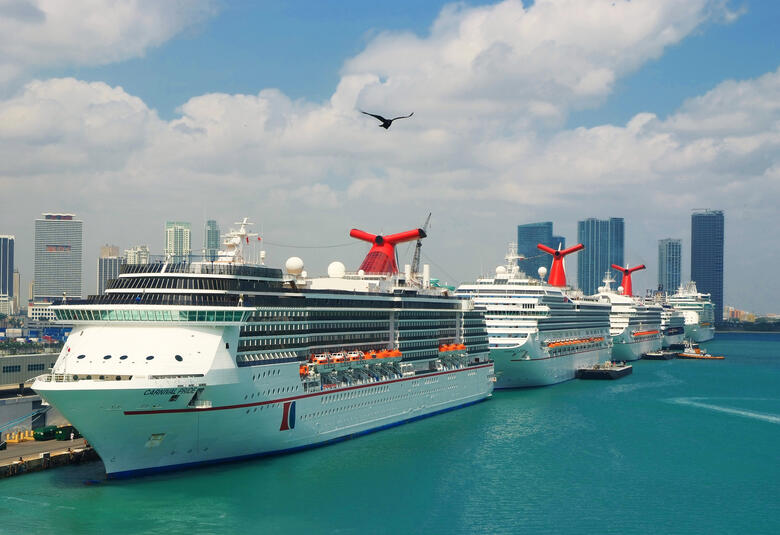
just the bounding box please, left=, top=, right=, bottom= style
left=617, top=285, right=624, bottom=293
left=495, top=266, right=507, bottom=275
left=285, top=256, right=304, bottom=275
left=328, top=261, right=346, bottom=278
left=537, top=266, right=548, bottom=280
left=358, top=269, right=365, bottom=277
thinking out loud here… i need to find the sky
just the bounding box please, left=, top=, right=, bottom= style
left=0, top=0, right=778, bottom=314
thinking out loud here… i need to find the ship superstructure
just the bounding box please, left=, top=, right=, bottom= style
left=645, top=291, right=686, bottom=349
left=596, top=273, right=663, bottom=361
left=456, top=244, right=611, bottom=388
left=33, top=220, right=493, bottom=478
left=667, top=282, right=715, bottom=342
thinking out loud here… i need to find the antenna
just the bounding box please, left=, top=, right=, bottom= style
left=611, top=264, right=646, bottom=296
left=411, top=212, right=432, bottom=276
left=537, top=243, right=585, bottom=287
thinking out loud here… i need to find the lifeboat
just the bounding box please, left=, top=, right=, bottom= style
left=389, top=349, right=402, bottom=357
left=346, top=351, right=362, bottom=362
left=456, top=343, right=466, bottom=350
left=299, top=365, right=309, bottom=376
left=376, top=350, right=390, bottom=359
left=312, top=354, right=329, bottom=365
left=365, top=350, right=377, bottom=360
left=331, top=353, right=345, bottom=363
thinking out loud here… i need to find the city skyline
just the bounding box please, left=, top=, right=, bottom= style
left=0, top=1, right=777, bottom=313
left=516, top=222, right=565, bottom=279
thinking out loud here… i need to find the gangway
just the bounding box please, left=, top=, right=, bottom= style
left=1, top=405, right=51, bottom=433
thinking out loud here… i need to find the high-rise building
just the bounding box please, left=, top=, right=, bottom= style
left=577, top=217, right=624, bottom=295
left=691, top=209, right=724, bottom=323
left=124, top=245, right=150, bottom=265
left=658, top=238, right=682, bottom=292
left=0, top=235, right=14, bottom=311
left=165, top=221, right=191, bottom=263
left=516, top=222, right=566, bottom=277
left=13, top=269, right=20, bottom=312
left=203, top=219, right=220, bottom=261
left=97, top=244, right=122, bottom=295
left=34, top=213, right=83, bottom=300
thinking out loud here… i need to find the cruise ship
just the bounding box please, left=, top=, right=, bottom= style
left=32, top=220, right=494, bottom=478
left=456, top=244, right=612, bottom=388
left=667, top=282, right=715, bottom=342
left=659, top=306, right=686, bottom=348
left=597, top=266, right=663, bottom=361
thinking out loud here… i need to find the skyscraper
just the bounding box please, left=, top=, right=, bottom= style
left=516, top=222, right=566, bottom=277
left=0, top=235, right=13, bottom=315
left=203, top=219, right=220, bottom=261
left=658, top=238, right=682, bottom=292
left=97, top=244, right=122, bottom=295
left=124, top=245, right=150, bottom=265
left=34, top=213, right=83, bottom=300
left=691, top=209, right=724, bottom=323
left=577, top=217, right=624, bottom=295
left=13, top=269, right=20, bottom=313
left=164, top=221, right=191, bottom=263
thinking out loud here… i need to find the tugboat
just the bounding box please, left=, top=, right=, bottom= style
left=677, top=341, right=724, bottom=360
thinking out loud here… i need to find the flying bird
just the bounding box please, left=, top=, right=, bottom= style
left=360, top=110, right=414, bottom=129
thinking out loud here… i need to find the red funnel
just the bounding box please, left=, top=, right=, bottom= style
left=611, top=264, right=646, bottom=296
left=537, top=243, right=584, bottom=287
left=350, top=228, right=426, bottom=273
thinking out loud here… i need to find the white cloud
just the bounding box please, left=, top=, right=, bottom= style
left=1, top=0, right=776, bottom=312
left=0, top=0, right=216, bottom=85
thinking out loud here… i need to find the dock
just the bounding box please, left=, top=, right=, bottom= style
left=0, top=438, right=99, bottom=478
left=576, top=362, right=632, bottom=380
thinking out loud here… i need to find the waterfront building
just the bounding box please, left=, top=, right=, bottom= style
left=577, top=217, right=624, bottom=295
left=691, top=209, right=724, bottom=323
left=658, top=238, right=682, bottom=292
left=204, top=219, right=220, bottom=261
left=516, top=222, right=565, bottom=277
left=97, top=245, right=122, bottom=295
left=0, top=235, right=13, bottom=313
left=164, top=221, right=191, bottom=263
left=33, top=213, right=83, bottom=300
left=124, top=245, right=150, bottom=265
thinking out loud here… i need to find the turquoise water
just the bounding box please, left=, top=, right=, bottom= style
left=1, top=333, right=778, bottom=534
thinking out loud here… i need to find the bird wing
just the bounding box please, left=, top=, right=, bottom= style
left=360, top=110, right=387, bottom=122
left=390, top=112, right=414, bottom=121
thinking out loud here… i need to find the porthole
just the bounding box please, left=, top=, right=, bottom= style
left=120, top=355, right=128, bottom=360
left=115, top=376, right=121, bottom=381
left=146, top=355, right=155, bottom=361
left=76, top=354, right=86, bottom=359
left=175, top=355, right=183, bottom=362
left=86, top=375, right=92, bottom=380
left=103, top=355, right=112, bottom=360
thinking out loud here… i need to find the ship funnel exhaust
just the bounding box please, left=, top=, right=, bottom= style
left=350, top=228, right=426, bottom=274
left=537, top=243, right=584, bottom=287
left=611, top=264, right=646, bottom=296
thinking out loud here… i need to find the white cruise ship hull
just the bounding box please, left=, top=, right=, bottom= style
left=36, top=362, right=493, bottom=478
left=611, top=330, right=662, bottom=361
left=662, top=332, right=685, bottom=348
left=491, top=336, right=610, bottom=388
left=685, top=324, right=715, bottom=343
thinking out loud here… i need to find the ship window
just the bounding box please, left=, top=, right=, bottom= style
left=188, top=311, right=197, bottom=321
left=216, top=311, right=225, bottom=321
left=162, top=310, right=171, bottom=321
left=197, top=311, right=206, bottom=322
left=175, top=355, right=183, bottom=362
left=77, top=354, right=86, bottom=359
left=139, top=310, right=149, bottom=321
left=120, top=355, right=128, bottom=360
left=131, top=310, right=141, bottom=321
left=146, top=355, right=155, bottom=361
left=103, top=355, right=112, bottom=360
left=207, top=311, right=216, bottom=322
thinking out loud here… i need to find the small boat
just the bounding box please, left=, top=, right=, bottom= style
left=677, top=342, right=724, bottom=360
